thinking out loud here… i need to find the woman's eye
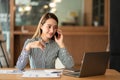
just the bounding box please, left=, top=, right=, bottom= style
left=48, top=25, right=51, bottom=28
left=54, top=26, right=58, bottom=29
left=45, top=24, right=51, bottom=28
left=45, top=24, right=57, bottom=29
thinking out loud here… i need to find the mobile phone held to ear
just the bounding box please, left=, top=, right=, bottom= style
left=51, top=32, right=59, bottom=40
left=55, top=32, right=58, bottom=38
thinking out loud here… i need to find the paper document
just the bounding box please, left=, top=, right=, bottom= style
left=22, top=69, right=63, bottom=78
left=0, top=70, right=23, bottom=74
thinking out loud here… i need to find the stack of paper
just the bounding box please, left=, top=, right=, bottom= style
left=22, top=69, right=63, bottom=78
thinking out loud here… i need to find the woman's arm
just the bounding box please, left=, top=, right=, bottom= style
left=58, top=48, right=74, bottom=68
left=16, top=49, right=29, bottom=70
left=16, top=38, right=45, bottom=70
left=54, top=29, right=74, bottom=68
left=16, top=39, right=30, bottom=70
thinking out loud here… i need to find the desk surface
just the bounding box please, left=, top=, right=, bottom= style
left=0, top=68, right=119, bottom=80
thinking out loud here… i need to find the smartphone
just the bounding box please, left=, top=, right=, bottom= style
left=55, top=32, right=58, bottom=38
left=51, top=32, right=58, bottom=40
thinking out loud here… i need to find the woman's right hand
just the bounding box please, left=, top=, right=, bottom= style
left=25, top=40, right=45, bottom=51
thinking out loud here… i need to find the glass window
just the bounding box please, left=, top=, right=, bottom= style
left=15, top=0, right=51, bottom=26
left=15, top=0, right=84, bottom=26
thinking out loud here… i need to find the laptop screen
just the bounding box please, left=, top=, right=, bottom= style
left=79, top=52, right=110, bottom=77
left=63, top=52, right=110, bottom=77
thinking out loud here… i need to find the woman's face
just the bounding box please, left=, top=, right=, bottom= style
left=41, top=18, right=58, bottom=39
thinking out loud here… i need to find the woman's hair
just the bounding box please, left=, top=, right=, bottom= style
left=32, top=13, right=58, bottom=39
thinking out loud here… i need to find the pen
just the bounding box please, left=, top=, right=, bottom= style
left=51, top=71, right=61, bottom=74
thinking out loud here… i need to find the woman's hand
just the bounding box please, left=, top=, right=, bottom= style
left=54, top=29, right=65, bottom=48
left=25, top=40, right=45, bottom=51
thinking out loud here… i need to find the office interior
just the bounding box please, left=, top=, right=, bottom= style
left=0, top=0, right=119, bottom=72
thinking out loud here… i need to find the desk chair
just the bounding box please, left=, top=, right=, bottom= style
left=0, top=39, right=9, bottom=68
left=55, top=58, right=65, bottom=69
left=0, top=26, right=9, bottom=68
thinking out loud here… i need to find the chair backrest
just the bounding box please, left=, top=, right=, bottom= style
left=55, top=58, right=65, bottom=69
left=0, top=33, right=10, bottom=68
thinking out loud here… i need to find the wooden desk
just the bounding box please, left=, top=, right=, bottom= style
left=0, top=69, right=119, bottom=80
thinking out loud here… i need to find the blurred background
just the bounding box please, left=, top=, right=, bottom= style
left=0, top=0, right=111, bottom=70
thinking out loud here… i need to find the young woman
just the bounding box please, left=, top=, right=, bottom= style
left=16, top=13, right=74, bottom=70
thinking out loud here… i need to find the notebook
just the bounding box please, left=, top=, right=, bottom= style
left=63, top=52, right=110, bottom=77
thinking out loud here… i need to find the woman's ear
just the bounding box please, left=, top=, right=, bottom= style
left=40, top=25, right=43, bottom=30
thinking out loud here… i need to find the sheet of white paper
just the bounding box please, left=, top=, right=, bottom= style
left=22, top=70, right=63, bottom=78
left=0, top=70, right=23, bottom=74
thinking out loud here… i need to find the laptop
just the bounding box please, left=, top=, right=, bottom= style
left=63, top=52, right=110, bottom=77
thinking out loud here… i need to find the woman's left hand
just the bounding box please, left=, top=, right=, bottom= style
left=54, top=29, right=65, bottom=48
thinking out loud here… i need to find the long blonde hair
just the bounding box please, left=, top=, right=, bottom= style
left=32, top=13, right=58, bottom=39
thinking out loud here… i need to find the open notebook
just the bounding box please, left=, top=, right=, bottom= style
left=63, top=52, right=109, bottom=77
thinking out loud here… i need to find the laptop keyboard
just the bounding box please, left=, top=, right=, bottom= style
left=63, top=69, right=80, bottom=77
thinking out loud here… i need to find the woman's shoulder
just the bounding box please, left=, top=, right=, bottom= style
left=29, top=37, right=41, bottom=41
left=25, top=38, right=40, bottom=43
left=25, top=38, right=34, bottom=42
